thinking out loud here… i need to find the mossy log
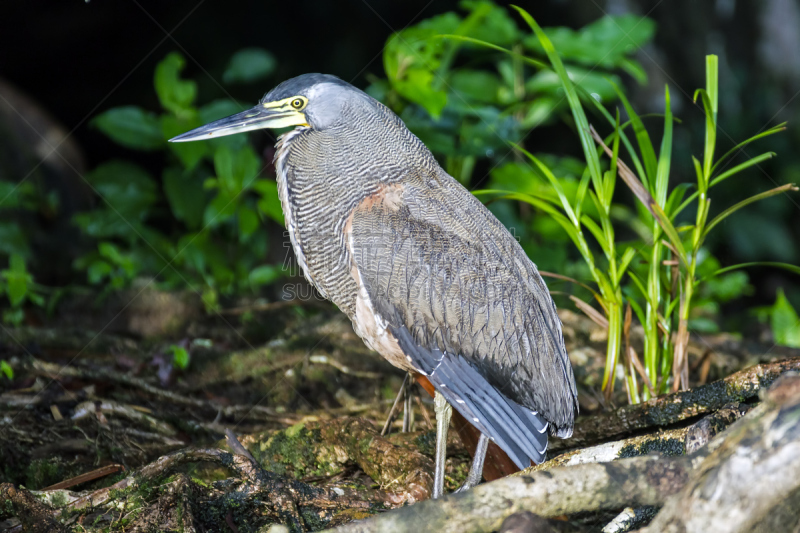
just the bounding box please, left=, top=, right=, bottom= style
left=554, top=356, right=800, bottom=452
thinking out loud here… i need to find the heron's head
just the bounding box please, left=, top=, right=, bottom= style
left=170, top=74, right=372, bottom=143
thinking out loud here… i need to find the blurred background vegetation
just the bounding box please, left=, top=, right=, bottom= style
left=1, top=0, right=799, bottom=388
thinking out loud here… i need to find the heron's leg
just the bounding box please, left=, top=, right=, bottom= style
left=433, top=391, right=452, bottom=499
left=455, top=433, right=489, bottom=493
left=402, top=383, right=414, bottom=432
left=380, top=373, right=410, bottom=436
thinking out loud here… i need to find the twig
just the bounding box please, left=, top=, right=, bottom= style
left=41, top=464, right=125, bottom=491
left=309, top=354, right=382, bottom=379
left=225, top=428, right=257, bottom=463
left=381, top=373, right=409, bottom=436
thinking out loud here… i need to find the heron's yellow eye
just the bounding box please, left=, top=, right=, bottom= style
left=290, top=98, right=306, bottom=110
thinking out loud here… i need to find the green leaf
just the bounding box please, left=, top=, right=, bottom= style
left=203, top=190, right=239, bottom=228
left=702, top=183, right=798, bottom=239
left=83, top=161, right=158, bottom=217
left=654, top=85, right=673, bottom=206
left=449, top=69, right=501, bottom=104
left=523, top=14, right=655, bottom=69
left=515, top=7, right=604, bottom=195
left=155, top=52, right=197, bottom=115
left=772, top=289, right=800, bottom=348
left=170, top=345, right=190, bottom=370
left=611, top=81, right=657, bottom=189
left=4, top=254, right=28, bottom=306
left=163, top=167, right=206, bottom=229
left=92, top=106, right=163, bottom=151
left=162, top=113, right=209, bottom=170
left=699, top=262, right=800, bottom=283
left=249, top=264, right=284, bottom=287
left=254, top=179, right=284, bottom=225
left=223, top=48, right=276, bottom=84
left=0, top=221, right=30, bottom=257
left=214, top=145, right=261, bottom=192
left=238, top=206, right=260, bottom=240
left=710, top=152, right=776, bottom=188
left=0, top=360, right=12, bottom=380
left=711, top=123, right=785, bottom=176
left=395, top=68, right=448, bottom=119
left=461, top=0, right=521, bottom=46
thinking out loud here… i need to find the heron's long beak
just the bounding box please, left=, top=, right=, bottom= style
left=169, top=104, right=307, bottom=142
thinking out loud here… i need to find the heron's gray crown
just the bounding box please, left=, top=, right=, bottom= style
left=262, top=73, right=375, bottom=131
left=260, top=73, right=353, bottom=103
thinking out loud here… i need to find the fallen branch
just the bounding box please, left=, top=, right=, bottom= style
left=553, top=356, right=800, bottom=452
left=325, top=454, right=692, bottom=533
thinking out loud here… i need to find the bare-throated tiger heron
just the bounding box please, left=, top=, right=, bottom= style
left=172, top=74, right=578, bottom=498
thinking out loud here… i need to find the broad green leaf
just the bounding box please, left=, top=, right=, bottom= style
left=163, top=167, right=206, bottom=229
left=155, top=52, right=197, bottom=115
left=0, top=360, right=12, bottom=379
left=237, top=206, right=260, bottom=240
left=0, top=221, right=29, bottom=257
left=203, top=190, right=239, bottom=228
left=449, top=69, right=501, bottom=104
left=461, top=1, right=521, bottom=46
left=249, top=264, right=284, bottom=287
left=254, top=179, right=284, bottom=225
left=772, top=289, right=800, bottom=348
left=93, top=106, right=163, bottom=151
left=171, top=345, right=190, bottom=370
left=83, top=161, right=158, bottom=217
left=523, top=14, right=655, bottom=69
left=213, top=145, right=261, bottom=192
left=223, top=48, right=276, bottom=84
left=394, top=68, right=447, bottom=119
left=4, top=254, right=28, bottom=306
left=162, top=114, right=208, bottom=170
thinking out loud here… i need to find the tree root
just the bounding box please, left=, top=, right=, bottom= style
left=0, top=484, right=69, bottom=533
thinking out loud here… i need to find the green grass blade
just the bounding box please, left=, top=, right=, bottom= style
left=699, top=262, right=800, bottom=283
left=611, top=81, right=657, bottom=189
left=710, top=152, right=777, bottom=187
left=711, top=123, right=786, bottom=175
left=514, top=144, right=579, bottom=225
left=579, top=87, right=648, bottom=182
left=616, top=246, right=637, bottom=284
left=580, top=214, right=610, bottom=251
left=435, top=34, right=548, bottom=69
left=703, top=183, right=799, bottom=238
left=513, top=6, right=603, bottom=189
left=654, top=85, right=673, bottom=206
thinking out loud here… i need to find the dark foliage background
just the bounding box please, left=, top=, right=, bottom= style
left=1, top=0, right=799, bottom=338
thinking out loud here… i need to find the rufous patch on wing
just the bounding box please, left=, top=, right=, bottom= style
left=342, top=202, right=416, bottom=374
left=358, top=183, right=404, bottom=212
